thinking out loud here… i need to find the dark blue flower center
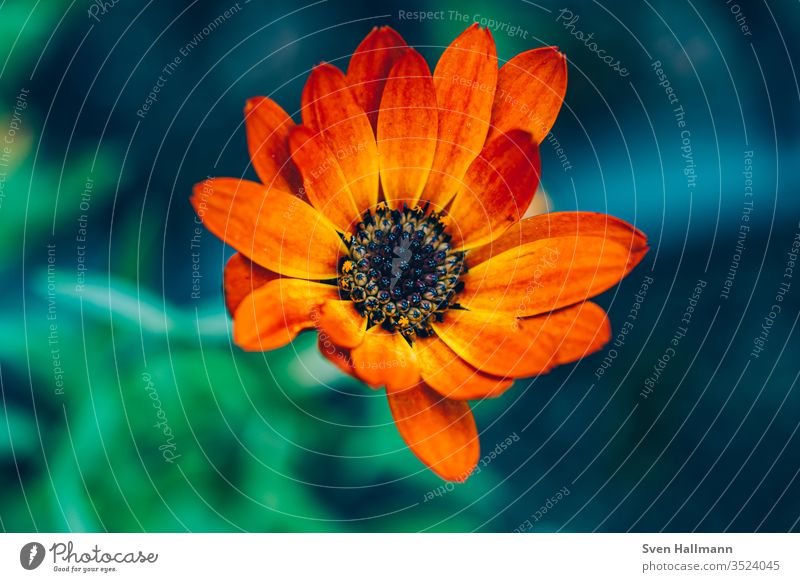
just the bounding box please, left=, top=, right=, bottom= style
left=338, top=203, right=466, bottom=342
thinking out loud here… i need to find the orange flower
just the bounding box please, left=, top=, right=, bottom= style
left=191, top=25, right=648, bottom=481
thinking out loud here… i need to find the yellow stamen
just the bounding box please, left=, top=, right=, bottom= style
left=342, top=260, right=354, bottom=273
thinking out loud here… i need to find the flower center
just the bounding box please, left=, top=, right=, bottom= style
left=338, top=203, right=466, bottom=342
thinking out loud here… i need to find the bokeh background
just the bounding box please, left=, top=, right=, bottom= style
left=1, top=0, right=798, bottom=532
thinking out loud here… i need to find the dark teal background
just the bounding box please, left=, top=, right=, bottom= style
left=1, top=0, right=798, bottom=532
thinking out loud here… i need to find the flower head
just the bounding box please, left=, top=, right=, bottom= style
left=191, top=24, right=648, bottom=481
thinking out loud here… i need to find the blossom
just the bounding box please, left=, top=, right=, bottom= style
left=191, top=24, right=648, bottom=481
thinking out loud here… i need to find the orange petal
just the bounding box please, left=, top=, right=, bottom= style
left=420, top=24, right=498, bottom=209
left=387, top=383, right=479, bottom=482
left=191, top=178, right=346, bottom=279
left=487, top=47, right=567, bottom=144
left=223, top=253, right=279, bottom=315
left=301, top=63, right=379, bottom=212
left=447, top=130, right=540, bottom=250
left=233, top=279, right=339, bottom=351
left=377, top=49, right=438, bottom=207
left=346, top=26, right=409, bottom=129
left=288, top=125, right=361, bottom=231
left=542, top=303, right=611, bottom=367
left=244, top=97, right=302, bottom=191
left=317, top=300, right=367, bottom=349
left=460, top=215, right=649, bottom=317
left=349, top=326, right=420, bottom=392
left=432, top=303, right=610, bottom=378
left=468, top=211, right=648, bottom=266
left=415, top=336, right=513, bottom=400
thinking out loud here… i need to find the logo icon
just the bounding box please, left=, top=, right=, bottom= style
left=390, top=238, right=413, bottom=291
left=20, top=542, right=45, bottom=570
